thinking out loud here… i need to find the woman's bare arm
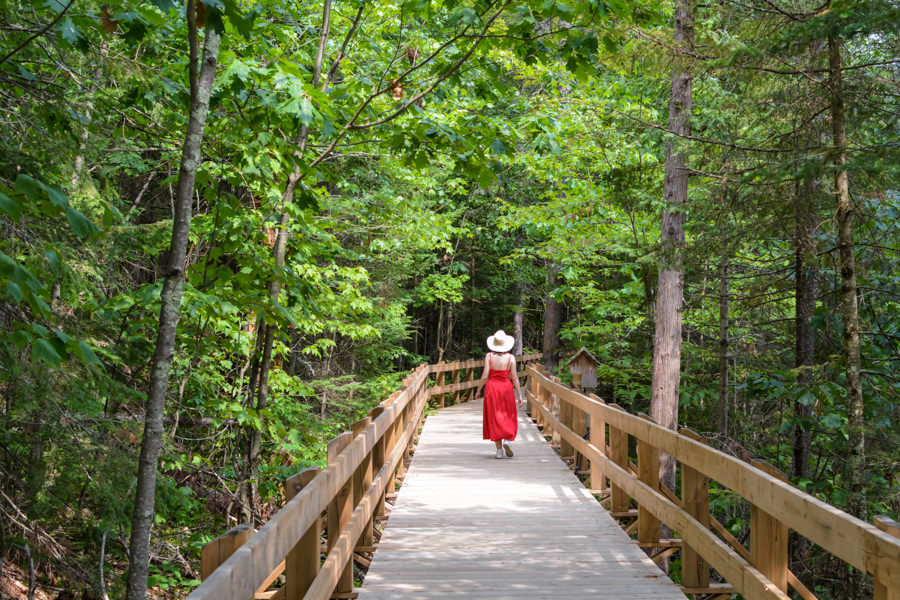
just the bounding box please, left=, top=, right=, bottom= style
left=474, top=354, right=490, bottom=398
left=508, top=356, right=524, bottom=406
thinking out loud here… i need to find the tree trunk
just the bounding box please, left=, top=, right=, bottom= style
left=829, top=34, right=865, bottom=599
left=513, top=286, right=523, bottom=356
left=649, top=0, right=693, bottom=495
left=125, top=8, right=220, bottom=598
left=829, top=34, right=865, bottom=520
left=792, top=178, right=818, bottom=481
left=241, top=0, right=332, bottom=521
left=717, top=251, right=729, bottom=436
left=542, top=264, right=561, bottom=371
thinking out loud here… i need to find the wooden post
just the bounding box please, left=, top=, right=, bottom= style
left=572, top=403, right=587, bottom=466
left=874, top=516, right=900, bottom=600
left=200, top=523, right=253, bottom=580
left=559, top=393, right=573, bottom=457
left=327, top=431, right=354, bottom=595
left=381, top=401, right=397, bottom=514
left=637, top=414, right=660, bottom=544
left=436, top=370, right=445, bottom=408
left=539, top=386, right=551, bottom=434
left=588, top=394, right=606, bottom=492
left=465, top=367, right=474, bottom=402
left=284, top=466, right=321, bottom=600
left=452, top=368, right=460, bottom=405
left=351, top=417, right=373, bottom=550
left=749, top=459, right=789, bottom=593
left=679, top=428, right=710, bottom=588
left=608, top=404, right=630, bottom=513
left=550, top=393, right=561, bottom=446
left=369, top=406, right=386, bottom=524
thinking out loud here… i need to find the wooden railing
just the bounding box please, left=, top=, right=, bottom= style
left=190, top=354, right=542, bottom=600
left=525, top=364, right=900, bottom=600
left=429, top=352, right=542, bottom=406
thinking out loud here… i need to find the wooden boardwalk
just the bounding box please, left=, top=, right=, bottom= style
left=358, top=400, right=688, bottom=599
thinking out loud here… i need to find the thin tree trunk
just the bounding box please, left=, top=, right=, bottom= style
left=828, top=34, right=865, bottom=521
left=125, top=7, right=220, bottom=597
left=717, top=250, right=729, bottom=437
left=513, top=285, right=523, bottom=356
left=242, top=0, right=332, bottom=520
left=542, top=264, right=561, bottom=371
left=792, top=178, right=817, bottom=481
left=650, top=0, right=693, bottom=495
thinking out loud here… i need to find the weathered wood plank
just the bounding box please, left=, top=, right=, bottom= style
left=357, top=399, right=685, bottom=600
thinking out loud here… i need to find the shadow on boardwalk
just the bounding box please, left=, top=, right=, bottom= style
left=358, top=400, right=686, bottom=600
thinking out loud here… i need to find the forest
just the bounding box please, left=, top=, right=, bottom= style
left=0, top=0, right=898, bottom=597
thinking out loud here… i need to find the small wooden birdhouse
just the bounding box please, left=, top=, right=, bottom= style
left=566, top=347, right=600, bottom=391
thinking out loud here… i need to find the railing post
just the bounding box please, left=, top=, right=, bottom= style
left=559, top=388, right=574, bottom=458
left=874, top=516, right=900, bottom=600
left=749, top=459, right=788, bottom=593
left=284, top=466, right=321, bottom=600
left=465, top=367, right=474, bottom=402
left=200, top=523, right=253, bottom=581
left=436, top=369, right=445, bottom=408
left=637, top=414, right=660, bottom=545
left=369, top=405, right=386, bottom=526
left=679, top=428, right=710, bottom=589
left=327, top=431, right=354, bottom=595
left=351, top=417, right=373, bottom=551
left=452, top=368, right=460, bottom=405
left=608, top=404, right=630, bottom=513
left=571, top=401, right=587, bottom=466
left=587, top=394, right=607, bottom=492
left=380, top=397, right=398, bottom=515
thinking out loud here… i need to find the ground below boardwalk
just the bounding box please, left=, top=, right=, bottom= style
left=358, top=400, right=686, bottom=600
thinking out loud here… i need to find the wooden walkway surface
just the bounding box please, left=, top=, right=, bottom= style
left=358, top=400, right=688, bottom=599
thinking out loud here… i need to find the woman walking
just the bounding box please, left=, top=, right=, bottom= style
left=475, top=330, right=524, bottom=459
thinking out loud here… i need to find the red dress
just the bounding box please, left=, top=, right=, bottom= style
left=483, top=354, right=518, bottom=442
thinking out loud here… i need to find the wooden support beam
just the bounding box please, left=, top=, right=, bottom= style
left=608, top=405, right=629, bottom=513
left=680, top=428, right=710, bottom=589
left=284, top=466, right=321, bottom=600
left=637, top=414, right=660, bottom=545
left=680, top=584, right=736, bottom=595
left=201, top=523, right=254, bottom=581
left=350, top=417, right=373, bottom=552
left=588, top=394, right=607, bottom=492
left=875, top=516, right=900, bottom=600
left=750, top=459, right=789, bottom=593
left=452, top=368, right=460, bottom=405
left=368, top=406, right=386, bottom=532
left=327, top=432, right=354, bottom=595
left=435, top=370, right=445, bottom=408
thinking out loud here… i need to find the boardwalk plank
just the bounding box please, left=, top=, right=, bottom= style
left=357, top=400, right=686, bottom=599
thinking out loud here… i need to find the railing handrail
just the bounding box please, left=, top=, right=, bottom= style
left=190, top=353, right=543, bottom=600
left=525, top=364, right=900, bottom=599
left=189, top=364, right=432, bottom=599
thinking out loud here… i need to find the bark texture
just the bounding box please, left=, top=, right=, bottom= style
left=717, top=252, right=729, bottom=437
left=792, top=179, right=818, bottom=481
left=649, top=0, right=693, bottom=494
left=828, top=35, right=865, bottom=522
left=542, top=265, right=561, bottom=371
left=125, top=12, right=220, bottom=599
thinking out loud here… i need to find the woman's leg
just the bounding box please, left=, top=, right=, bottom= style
left=494, top=440, right=502, bottom=449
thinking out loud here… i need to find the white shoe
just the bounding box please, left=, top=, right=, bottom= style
left=495, top=448, right=504, bottom=459
left=503, top=440, right=514, bottom=457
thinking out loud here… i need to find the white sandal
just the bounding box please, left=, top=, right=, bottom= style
left=502, top=440, right=514, bottom=457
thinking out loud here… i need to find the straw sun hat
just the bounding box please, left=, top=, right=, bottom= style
left=486, top=330, right=515, bottom=353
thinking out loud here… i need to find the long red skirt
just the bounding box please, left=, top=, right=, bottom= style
left=483, top=369, right=517, bottom=441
